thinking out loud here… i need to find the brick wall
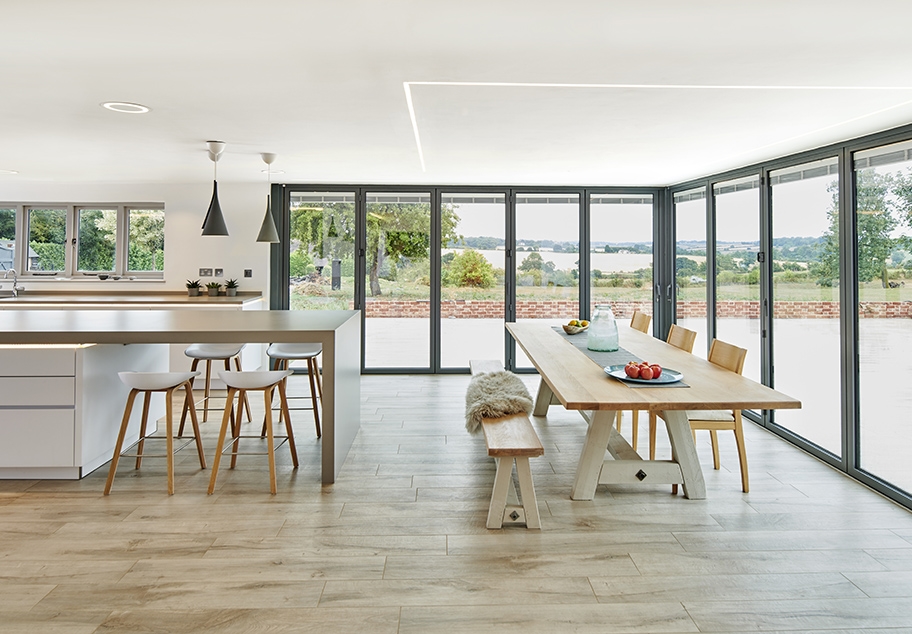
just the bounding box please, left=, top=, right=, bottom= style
left=358, top=299, right=912, bottom=319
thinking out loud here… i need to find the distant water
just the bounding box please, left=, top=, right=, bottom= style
left=443, top=248, right=653, bottom=272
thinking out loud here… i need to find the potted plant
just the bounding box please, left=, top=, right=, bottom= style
left=206, top=281, right=221, bottom=297
left=186, top=279, right=202, bottom=297
left=224, top=278, right=239, bottom=297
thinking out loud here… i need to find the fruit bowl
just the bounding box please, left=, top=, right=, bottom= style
left=562, top=324, right=588, bottom=335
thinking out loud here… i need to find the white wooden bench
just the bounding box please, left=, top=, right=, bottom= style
left=469, top=360, right=544, bottom=529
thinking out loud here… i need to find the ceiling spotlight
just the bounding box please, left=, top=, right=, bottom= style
left=101, top=102, right=151, bottom=114
left=0, top=169, right=18, bottom=175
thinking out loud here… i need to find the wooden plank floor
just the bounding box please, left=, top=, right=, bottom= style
left=2, top=374, right=912, bottom=633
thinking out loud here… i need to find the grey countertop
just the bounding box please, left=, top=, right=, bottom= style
left=0, top=291, right=264, bottom=305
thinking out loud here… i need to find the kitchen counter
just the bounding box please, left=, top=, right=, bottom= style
left=0, top=309, right=361, bottom=484
left=0, top=290, right=263, bottom=306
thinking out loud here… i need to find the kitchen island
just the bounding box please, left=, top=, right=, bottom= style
left=0, top=309, right=361, bottom=484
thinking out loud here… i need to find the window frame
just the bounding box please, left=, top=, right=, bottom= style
left=0, top=202, right=164, bottom=279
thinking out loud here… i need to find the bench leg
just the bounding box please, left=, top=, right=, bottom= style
left=515, top=456, right=541, bottom=529
left=487, top=457, right=513, bottom=529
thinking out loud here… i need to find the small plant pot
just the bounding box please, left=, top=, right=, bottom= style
left=188, top=288, right=200, bottom=297
left=207, top=288, right=220, bottom=297
left=226, top=288, right=237, bottom=297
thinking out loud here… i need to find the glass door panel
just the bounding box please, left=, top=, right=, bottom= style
left=770, top=158, right=841, bottom=455
left=287, top=191, right=356, bottom=372
left=514, top=193, right=580, bottom=369
left=589, top=193, right=653, bottom=327
left=364, top=192, right=432, bottom=369
left=440, top=192, right=506, bottom=369
left=713, top=176, right=761, bottom=382
left=674, top=188, right=709, bottom=354
left=854, top=140, right=912, bottom=491
left=288, top=191, right=357, bottom=312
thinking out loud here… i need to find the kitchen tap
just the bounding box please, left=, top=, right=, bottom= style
left=2, top=268, right=24, bottom=297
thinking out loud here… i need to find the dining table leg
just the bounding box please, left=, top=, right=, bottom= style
left=533, top=378, right=554, bottom=416
left=661, top=409, right=706, bottom=499
left=570, top=410, right=617, bottom=500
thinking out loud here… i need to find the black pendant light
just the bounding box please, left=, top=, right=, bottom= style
left=201, top=140, right=229, bottom=236
left=256, top=152, right=280, bottom=243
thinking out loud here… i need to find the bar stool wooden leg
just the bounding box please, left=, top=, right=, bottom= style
left=233, top=356, right=252, bottom=422
left=202, top=359, right=213, bottom=422
left=307, top=358, right=321, bottom=438
left=183, top=383, right=206, bottom=468
left=278, top=380, right=299, bottom=467
left=264, top=386, right=278, bottom=494
left=179, top=359, right=201, bottom=436
left=104, top=389, right=140, bottom=495
left=165, top=387, right=175, bottom=495
left=135, top=392, right=152, bottom=470
left=313, top=355, right=323, bottom=400
left=230, top=390, right=244, bottom=469
left=208, top=387, right=238, bottom=494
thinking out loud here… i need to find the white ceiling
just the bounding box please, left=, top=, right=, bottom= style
left=2, top=0, right=912, bottom=188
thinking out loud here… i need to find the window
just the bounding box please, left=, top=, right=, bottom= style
left=0, top=203, right=164, bottom=278
left=0, top=207, right=16, bottom=272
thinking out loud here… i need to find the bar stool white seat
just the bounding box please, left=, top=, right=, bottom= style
left=207, top=370, right=299, bottom=495
left=180, top=343, right=251, bottom=426
left=105, top=371, right=206, bottom=495
left=265, top=343, right=322, bottom=438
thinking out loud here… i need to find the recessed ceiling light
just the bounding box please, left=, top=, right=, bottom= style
left=0, top=169, right=18, bottom=175
left=261, top=169, right=285, bottom=174
left=101, top=102, right=150, bottom=114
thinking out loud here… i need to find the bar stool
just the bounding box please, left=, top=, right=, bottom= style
left=104, top=371, right=206, bottom=496
left=180, top=343, right=252, bottom=427
left=265, top=343, right=322, bottom=438
left=207, top=370, right=299, bottom=495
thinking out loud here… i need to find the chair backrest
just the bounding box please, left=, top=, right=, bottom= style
left=666, top=324, right=697, bottom=353
left=708, top=339, right=747, bottom=375
left=629, top=310, right=651, bottom=333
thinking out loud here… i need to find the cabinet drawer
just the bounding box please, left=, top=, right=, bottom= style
left=0, top=348, right=76, bottom=376
left=0, top=377, right=75, bottom=406
left=0, top=409, right=75, bottom=467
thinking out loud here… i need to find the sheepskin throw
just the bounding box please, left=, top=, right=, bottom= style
left=465, top=370, right=534, bottom=434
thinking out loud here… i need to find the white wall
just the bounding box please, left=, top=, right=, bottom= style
left=1, top=180, right=273, bottom=301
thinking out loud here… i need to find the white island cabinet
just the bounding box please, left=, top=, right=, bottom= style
left=0, top=343, right=168, bottom=479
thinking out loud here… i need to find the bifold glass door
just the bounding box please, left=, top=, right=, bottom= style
left=440, top=192, right=507, bottom=369
left=589, top=193, right=654, bottom=329
left=674, top=188, right=709, bottom=354
left=853, top=140, right=912, bottom=492
left=514, top=193, right=581, bottom=369
left=713, top=176, right=761, bottom=382
left=364, top=192, right=433, bottom=369
left=769, top=158, right=841, bottom=456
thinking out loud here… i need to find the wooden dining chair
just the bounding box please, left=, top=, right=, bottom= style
left=629, top=309, right=651, bottom=334
left=652, top=338, right=750, bottom=493
left=665, top=323, right=697, bottom=354
left=615, top=310, right=652, bottom=450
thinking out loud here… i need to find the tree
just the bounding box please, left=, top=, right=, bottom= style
left=289, top=201, right=459, bottom=296
left=444, top=249, right=496, bottom=288
left=813, top=170, right=899, bottom=286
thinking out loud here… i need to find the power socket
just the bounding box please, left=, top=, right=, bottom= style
left=199, top=268, right=212, bottom=277
left=244, top=269, right=252, bottom=277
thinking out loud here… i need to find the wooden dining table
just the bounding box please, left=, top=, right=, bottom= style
left=507, top=322, right=801, bottom=500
